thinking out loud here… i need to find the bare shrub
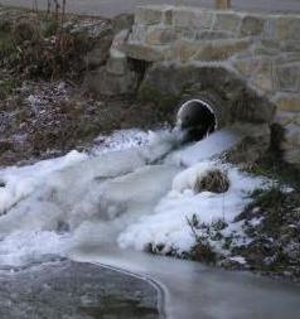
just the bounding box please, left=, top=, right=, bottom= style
left=194, top=169, right=230, bottom=194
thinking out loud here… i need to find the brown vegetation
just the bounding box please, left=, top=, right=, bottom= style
left=194, top=169, right=230, bottom=194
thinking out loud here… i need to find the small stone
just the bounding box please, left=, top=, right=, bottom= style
left=194, top=38, right=251, bottom=61
left=240, top=15, right=265, bottom=37
left=146, top=27, right=177, bottom=45
left=275, top=63, right=300, bottom=92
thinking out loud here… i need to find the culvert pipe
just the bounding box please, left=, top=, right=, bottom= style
left=176, top=93, right=226, bottom=141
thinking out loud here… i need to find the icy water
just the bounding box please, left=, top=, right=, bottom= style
left=0, top=127, right=299, bottom=318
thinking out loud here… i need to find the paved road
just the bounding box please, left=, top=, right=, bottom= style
left=1, top=0, right=299, bottom=17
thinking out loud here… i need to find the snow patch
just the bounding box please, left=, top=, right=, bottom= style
left=0, top=231, right=69, bottom=267
left=118, top=164, right=266, bottom=255
left=0, top=151, right=87, bottom=215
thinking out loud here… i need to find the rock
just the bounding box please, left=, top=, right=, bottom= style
left=135, top=5, right=169, bottom=25
left=194, top=38, right=251, bottom=61
left=112, top=13, right=134, bottom=33
left=213, top=12, right=242, bottom=34
left=195, top=30, right=234, bottom=40
left=275, top=111, right=300, bottom=126
left=106, top=30, right=131, bottom=75
left=139, top=63, right=275, bottom=125
left=122, top=43, right=165, bottom=62
left=169, top=39, right=199, bottom=62
left=234, top=56, right=274, bottom=93
left=0, top=260, right=160, bottom=319
left=127, top=25, right=147, bottom=43
left=275, top=63, right=300, bottom=92
left=85, top=66, right=138, bottom=96
left=224, top=123, right=271, bottom=166
left=172, top=7, right=214, bottom=30
left=276, top=16, right=300, bottom=41
left=281, top=124, right=300, bottom=165
left=84, top=34, right=113, bottom=69
left=67, top=19, right=113, bottom=39
left=273, top=93, right=300, bottom=113
left=106, top=49, right=128, bottom=75
left=239, top=15, right=265, bottom=37
left=146, top=27, right=177, bottom=45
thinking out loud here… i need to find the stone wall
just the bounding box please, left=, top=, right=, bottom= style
left=96, top=5, right=300, bottom=165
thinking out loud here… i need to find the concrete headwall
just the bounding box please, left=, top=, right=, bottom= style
left=97, top=6, right=300, bottom=165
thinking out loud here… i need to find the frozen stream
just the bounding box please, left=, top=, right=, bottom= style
left=0, top=127, right=299, bottom=318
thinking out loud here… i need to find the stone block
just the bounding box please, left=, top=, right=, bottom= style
left=213, top=12, right=242, bottom=34
left=240, top=15, right=265, bottom=37
left=194, top=38, right=251, bottom=61
left=284, top=124, right=300, bottom=144
left=276, top=16, right=300, bottom=41
left=111, top=29, right=130, bottom=51
left=252, top=39, right=280, bottom=56
left=146, top=27, right=177, bottom=45
left=275, top=63, right=300, bottom=92
left=275, top=112, right=293, bottom=126
left=128, top=25, right=147, bottom=44
left=164, top=9, right=173, bottom=26
left=262, top=17, right=277, bottom=39
left=106, top=50, right=128, bottom=75
left=173, top=7, right=214, bottom=30
left=174, top=27, right=196, bottom=41
left=122, top=43, right=165, bottom=62
left=135, top=6, right=164, bottom=25
left=234, top=56, right=274, bottom=93
left=281, top=41, right=300, bottom=53
left=84, top=35, right=112, bottom=68
left=170, top=40, right=199, bottom=62
left=282, top=143, right=300, bottom=165
left=273, top=94, right=300, bottom=113
left=195, top=30, right=234, bottom=40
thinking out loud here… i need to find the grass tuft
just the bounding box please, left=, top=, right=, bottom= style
left=194, top=169, right=230, bottom=194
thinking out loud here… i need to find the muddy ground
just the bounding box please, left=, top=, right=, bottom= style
left=0, top=6, right=171, bottom=167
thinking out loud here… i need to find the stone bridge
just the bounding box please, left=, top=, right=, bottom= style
left=87, top=5, right=300, bottom=165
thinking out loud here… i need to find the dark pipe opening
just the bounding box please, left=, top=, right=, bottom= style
left=177, top=99, right=217, bottom=142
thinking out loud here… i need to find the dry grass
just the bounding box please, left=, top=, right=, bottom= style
left=194, top=169, right=230, bottom=194
left=0, top=4, right=92, bottom=81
